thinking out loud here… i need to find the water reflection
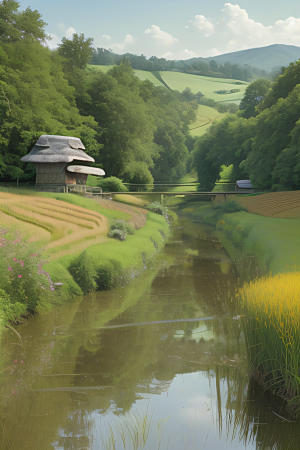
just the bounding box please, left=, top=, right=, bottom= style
left=0, top=218, right=299, bottom=449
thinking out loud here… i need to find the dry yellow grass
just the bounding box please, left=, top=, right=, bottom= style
left=234, top=191, right=300, bottom=218
left=0, top=192, right=109, bottom=261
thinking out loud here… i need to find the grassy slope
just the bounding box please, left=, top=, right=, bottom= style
left=220, top=211, right=300, bottom=275
left=189, top=104, right=226, bottom=137
left=88, top=64, right=165, bottom=87
left=160, top=71, right=248, bottom=103
left=0, top=188, right=169, bottom=298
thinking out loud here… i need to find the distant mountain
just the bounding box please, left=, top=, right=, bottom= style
left=202, top=44, right=300, bottom=72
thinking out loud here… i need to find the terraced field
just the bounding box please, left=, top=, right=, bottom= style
left=0, top=193, right=110, bottom=260
left=235, top=191, right=300, bottom=218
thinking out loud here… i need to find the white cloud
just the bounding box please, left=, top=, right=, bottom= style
left=189, top=15, right=214, bottom=37
left=205, top=48, right=221, bottom=57
left=179, top=48, right=197, bottom=58
left=145, top=25, right=178, bottom=46
left=102, top=34, right=111, bottom=40
left=66, top=27, right=76, bottom=38
left=110, top=34, right=136, bottom=53
left=47, top=34, right=61, bottom=49
left=220, top=3, right=300, bottom=52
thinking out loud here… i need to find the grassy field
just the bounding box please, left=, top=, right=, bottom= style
left=160, top=71, right=248, bottom=103
left=88, top=64, right=165, bottom=87
left=189, top=104, right=226, bottom=137
left=87, top=65, right=248, bottom=102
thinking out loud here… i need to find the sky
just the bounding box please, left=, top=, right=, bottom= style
left=19, top=0, right=300, bottom=59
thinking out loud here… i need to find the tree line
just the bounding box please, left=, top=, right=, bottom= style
left=0, top=1, right=197, bottom=184
left=193, top=66, right=300, bottom=191
left=91, top=47, right=270, bottom=82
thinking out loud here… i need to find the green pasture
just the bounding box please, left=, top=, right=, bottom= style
left=88, top=64, right=165, bottom=87
left=189, top=104, right=226, bottom=137
left=160, top=71, right=248, bottom=103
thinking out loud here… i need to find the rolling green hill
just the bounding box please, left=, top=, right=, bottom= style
left=203, top=44, right=300, bottom=72
left=88, top=65, right=248, bottom=103
left=88, top=64, right=165, bottom=87
left=160, top=71, right=248, bottom=103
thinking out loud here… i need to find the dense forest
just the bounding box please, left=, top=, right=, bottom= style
left=0, top=1, right=197, bottom=184
left=91, top=47, right=270, bottom=82
left=193, top=65, right=300, bottom=191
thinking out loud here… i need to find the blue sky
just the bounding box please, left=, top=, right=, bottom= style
left=19, top=1, right=300, bottom=58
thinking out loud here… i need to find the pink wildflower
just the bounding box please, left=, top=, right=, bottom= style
left=8, top=266, right=12, bottom=271
left=13, top=258, right=17, bottom=261
left=21, top=360, right=24, bottom=365
left=20, top=260, right=24, bottom=266
left=14, top=359, right=17, bottom=363
left=18, top=275, right=22, bottom=278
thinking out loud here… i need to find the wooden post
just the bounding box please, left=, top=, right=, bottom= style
left=66, top=185, right=68, bottom=194
left=63, top=186, right=65, bottom=194
left=84, top=185, right=86, bottom=196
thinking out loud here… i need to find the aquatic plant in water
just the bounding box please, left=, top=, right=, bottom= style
left=237, top=272, right=300, bottom=414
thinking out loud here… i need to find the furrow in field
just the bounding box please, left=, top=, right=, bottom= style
left=235, top=191, right=300, bottom=218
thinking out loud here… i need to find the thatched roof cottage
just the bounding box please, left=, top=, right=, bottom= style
left=21, top=135, right=104, bottom=191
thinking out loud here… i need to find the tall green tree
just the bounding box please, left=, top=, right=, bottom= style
left=57, top=32, right=94, bottom=69
left=239, top=78, right=272, bottom=118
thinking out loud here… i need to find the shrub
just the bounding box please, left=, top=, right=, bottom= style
left=0, top=289, right=26, bottom=330
left=110, top=219, right=135, bottom=235
left=68, top=250, right=97, bottom=294
left=97, top=177, right=128, bottom=192
left=108, top=229, right=127, bottom=241
left=146, top=202, right=167, bottom=216
left=0, top=227, right=58, bottom=313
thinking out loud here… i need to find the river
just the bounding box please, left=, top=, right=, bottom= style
left=0, top=217, right=299, bottom=450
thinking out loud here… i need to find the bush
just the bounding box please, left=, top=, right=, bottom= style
left=110, top=219, right=135, bottom=235
left=97, top=177, right=128, bottom=192
left=0, top=227, right=58, bottom=313
left=145, top=202, right=168, bottom=215
left=68, top=250, right=97, bottom=294
left=108, top=229, right=127, bottom=241
left=0, top=288, right=26, bottom=330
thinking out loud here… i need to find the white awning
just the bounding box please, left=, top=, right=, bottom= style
left=67, top=165, right=105, bottom=176
left=236, top=179, right=253, bottom=189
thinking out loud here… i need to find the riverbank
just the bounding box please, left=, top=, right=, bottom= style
left=173, top=194, right=300, bottom=415
left=0, top=189, right=170, bottom=329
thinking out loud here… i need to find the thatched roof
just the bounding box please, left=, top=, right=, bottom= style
left=21, top=135, right=95, bottom=163
left=67, top=165, right=105, bottom=176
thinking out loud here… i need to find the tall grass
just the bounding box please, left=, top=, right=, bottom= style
left=237, top=272, right=300, bottom=414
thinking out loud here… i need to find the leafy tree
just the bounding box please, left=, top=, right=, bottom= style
left=0, top=0, right=48, bottom=43
left=58, top=32, right=94, bottom=69
left=239, top=78, right=272, bottom=118
left=0, top=4, right=99, bottom=181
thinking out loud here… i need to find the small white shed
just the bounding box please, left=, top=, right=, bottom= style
left=235, top=180, right=254, bottom=193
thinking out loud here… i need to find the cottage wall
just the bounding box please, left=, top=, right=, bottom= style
left=36, top=163, right=76, bottom=184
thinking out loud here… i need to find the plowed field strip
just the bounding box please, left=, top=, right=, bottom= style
left=235, top=191, right=300, bottom=218
left=35, top=198, right=105, bottom=220
left=21, top=205, right=98, bottom=229
left=33, top=203, right=103, bottom=226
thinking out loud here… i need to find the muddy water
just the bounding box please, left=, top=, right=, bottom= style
left=0, top=219, right=299, bottom=450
